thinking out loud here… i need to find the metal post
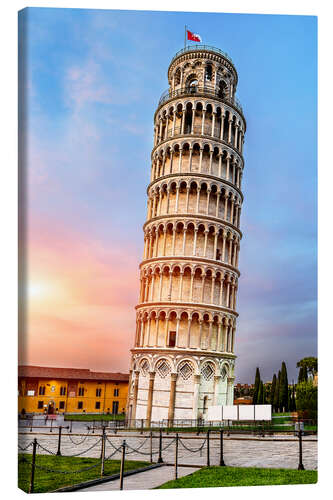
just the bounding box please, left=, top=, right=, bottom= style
left=298, top=429, right=305, bottom=470
left=70, top=420, right=73, bottom=433
left=56, top=426, right=62, bottom=456
left=175, top=433, right=179, bottom=480
left=219, top=429, right=225, bottom=466
left=150, top=431, right=153, bottom=463
left=141, top=419, right=144, bottom=435
left=29, top=438, right=37, bottom=494
left=158, top=428, right=163, bottom=463
left=207, top=429, right=210, bottom=466
left=50, top=418, right=53, bottom=433
left=100, top=426, right=106, bottom=476
left=119, top=440, right=126, bottom=490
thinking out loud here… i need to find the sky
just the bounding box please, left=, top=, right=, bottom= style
left=18, top=7, right=317, bottom=383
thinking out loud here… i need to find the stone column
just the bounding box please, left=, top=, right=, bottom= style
left=155, top=316, right=160, bottom=346
left=226, top=279, right=231, bottom=308
left=220, top=112, right=225, bottom=140
left=132, top=370, right=140, bottom=421
left=222, top=233, right=227, bottom=261
left=166, top=188, right=171, bottom=213
left=206, top=189, right=211, bottom=214
left=228, top=238, right=233, bottom=265
left=187, top=317, right=192, bottom=347
left=228, top=118, right=233, bottom=144
left=217, top=321, right=223, bottom=351
left=182, top=228, right=187, bottom=255
left=162, top=229, right=167, bottom=256
left=178, top=147, right=183, bottom=173
left=210, top=276, right=216, bottom=304
left=191, top=108, right=196, bottom=134
left=226, top=377, right=235, bottom=405
left=218, top=153, right=222, bottom=177
left=211, top=111, right=216, bottom=136
left=169, top=151, right=174, bottom=174
left=175, top=186, right=180, bottom=213
left=198, top=319, right=203, bottom=348
left=201, top=109, right=206, bottom=135
left=213, top=375, right=221, bottom=405
left=168, top=270, right=173, bottom=300
left=208, top=151, right=213, bottom=174
left=185, top=187, right=190, bottom=211
left=203, top=230, right=209, bottom=257
left=171, top=227, right=176, bottom=255
left=234, top=124, right=239, bottom=149
left=192, top=228, right=198, bottom=255
left=226, top=154, right=230, bottom=181
left=207, top=319, right=213, bottom=349
left=189, top=147, right=193, bottom=172
left=192, top=374, right=201, bottom=419
left=213, top=230, right=218, bottom=259
left=168, top=373, right=178, bottom=423
left=146, top=371, right=156, bottom=425
left=199, top=148, right=203, bottom=172
left=219, top=277, right=224, bottom=306
left=224, top=193, right=229, bottom=220
left=190, top=270, right=195, bottom=301
left=175, top=317, right=181, bottom=347
left=196, top=187, right=201, bottom=212
left=179, top=271, right=184, bottom=300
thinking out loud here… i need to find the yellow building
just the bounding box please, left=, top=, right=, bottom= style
left=18, top=366, right=129, bottom=415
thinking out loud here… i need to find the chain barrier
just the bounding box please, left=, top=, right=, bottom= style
left=179, top=437, right=207, bottom=453
left=68, top=428, right=91, bottom=446
left=161, top=437, right=176, bottom=451
left=65, top=438, right=102, bottom=457
left=37, top=442, right=58, bottom=456
left=18, top=442, right=34, bottom=451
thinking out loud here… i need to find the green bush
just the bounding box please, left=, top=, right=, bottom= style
left=296, top=381, right=317, bottom=421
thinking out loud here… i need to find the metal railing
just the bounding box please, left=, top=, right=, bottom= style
left=170, top=45, right=234, bottom=66
left=158, top=85, right=243, bottom=115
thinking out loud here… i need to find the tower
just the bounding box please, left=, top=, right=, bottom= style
left=127, top=45, right=246, bottom=424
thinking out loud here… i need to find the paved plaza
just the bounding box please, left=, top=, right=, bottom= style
left=18, top=428, right=318, bottom=473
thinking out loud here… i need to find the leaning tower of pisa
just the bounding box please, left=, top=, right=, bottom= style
left=127, top=45, right=246, bottom=425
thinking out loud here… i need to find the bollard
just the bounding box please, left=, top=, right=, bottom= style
left=219, top=429, right=225, bottom=466
left=150, top=431, right=153, bottom=463
left=119, top=440, right=126, bottom=490
left=298, top=429, right=305, bottom=470
left=140, top=419, right=144, bottom=435
left=207, top=429, right=210, bottom=467
left=100, top=427, right=106, bottom=476
left=157, top=428, right=163, bottom=463
left=29, top=438, right=37, bottom=494
left=70, top=420, right=73, bottom=433
left=56, top=426, right=62, bottom=456
left=50, top=419, right=53, bottom=433
left=174, top=433, right=179, bottom=480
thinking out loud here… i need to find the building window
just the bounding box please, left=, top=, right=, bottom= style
left=168, top=331, right=176, bottom=347
left=60, top=386, right=66, bottom=396
left=96, top=388, right=102, bottom=397
left=77, top=401, right=83, bottom=410
left=95, top=401, right=101, bottom=410
left=59, top=401, right=65, bottom=410
left=37, top=401, right=44, bottom=409
left=78, top=387, right=84, bottom=396
left=112, top=401, right=119, bottom=414
left=113, top=388, right=119, bottom=397
left=39, top=386, right=45, bottom=395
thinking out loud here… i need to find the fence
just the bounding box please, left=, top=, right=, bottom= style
left=19, top=423, right=313, bottom=493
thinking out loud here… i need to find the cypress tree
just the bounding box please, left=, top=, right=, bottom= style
left=279, top=361, right=289, bottom=412
left=253, top=367, right=261, bottom=405
left=270, top=374, right=276, bottom=406
left=257, top=381, right=263, bottom=405
left=274, top=370, right=281, bottom=412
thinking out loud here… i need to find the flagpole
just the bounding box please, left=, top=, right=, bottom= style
left=184, top=25, right=186, bottom=49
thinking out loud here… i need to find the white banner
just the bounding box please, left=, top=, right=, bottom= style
left=205, top=404, right=272, bottom=421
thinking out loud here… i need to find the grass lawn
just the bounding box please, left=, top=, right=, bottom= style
left=18, top=454, right=150, bottom=493
left=157, top=466, right=317, bottom=489
left=64, top=413, right=125, bottom=422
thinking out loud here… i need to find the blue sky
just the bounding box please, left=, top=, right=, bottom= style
left=19, top=7, right=317, bottom=383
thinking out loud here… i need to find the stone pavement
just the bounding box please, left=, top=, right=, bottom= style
left=18, top=430, right=318, bottom=471
left=81, top=465, right=198, bottom=491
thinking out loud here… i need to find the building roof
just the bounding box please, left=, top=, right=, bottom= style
left=18, top=365, right=129, bottom=382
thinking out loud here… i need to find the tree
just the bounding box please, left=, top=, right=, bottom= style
left=296, top=381, right=317, bottom=422
left=298, top=365, right=308, bottom=383
left=279, top=361, right=289, bottom=412
left=270, top=374, right=276, bottom=406
left=253, top=367, right=261, bottom=405
left=297, top=357, right=317, bottom=381
left=273, top=370, right=281, bottom=412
